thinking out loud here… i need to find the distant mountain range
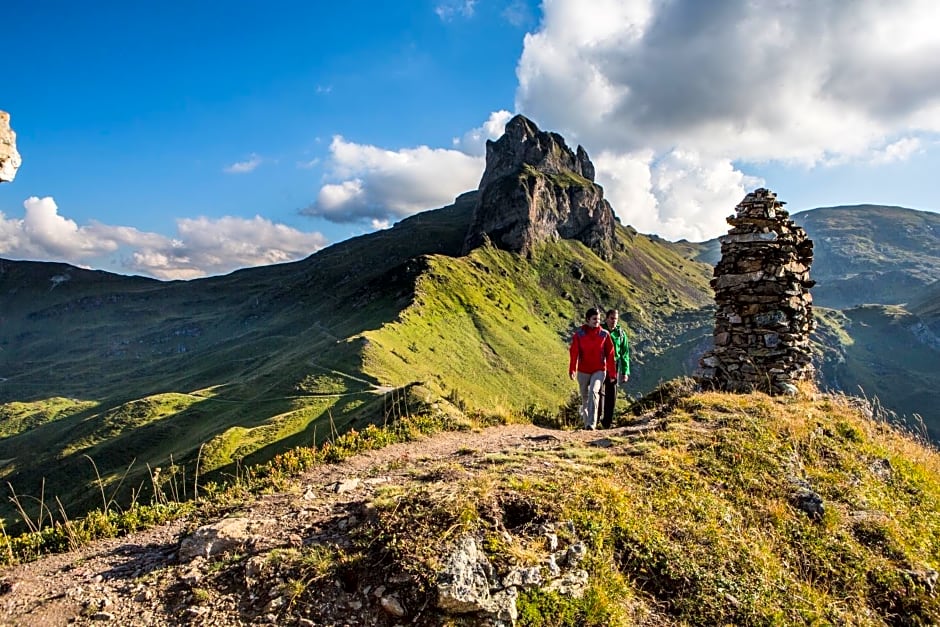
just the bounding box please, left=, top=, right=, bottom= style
left=794, top=205, right=940, bottom=308
left=1, top=117, right=938, bottom=532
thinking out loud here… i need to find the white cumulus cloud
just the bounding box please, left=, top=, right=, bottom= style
left=867, top=137, right=924, bottom=165
left=303, top=136, right=484, bottom=224
left=0, top=197, right=327, bottom=280
left=510, top=0, right=940, bottom=240
left=453, top=110, right=514, bottom=157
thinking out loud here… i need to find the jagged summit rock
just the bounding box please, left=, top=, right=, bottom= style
left=463, top=115, right=616, bottom=259
left=476, top=115, right=597, bottom=189
left=0, top=111, right=22, bottom=184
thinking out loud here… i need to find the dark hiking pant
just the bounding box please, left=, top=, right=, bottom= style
left=601, top=378, right=618, bottom=428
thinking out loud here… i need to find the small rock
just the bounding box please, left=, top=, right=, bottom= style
left=545, top=533, right=558, bottom=552
left=380, top=595, right=406, bottom=617
left=89, top=612, right=114, bottom=621
left=331, top=478, right=361, bottom=494
left=791, top=487, right=825, bottom=520
left=503, top=566, right=543, bottom=589
left=179, top=517, right=271, bottom=562
left=546, top=554, right=561, bottom=577
left=564, top=542, right=587, bottom=566
left=544, top=569, right=589, bottom=598
left=778, top=382, right=799, bottom=396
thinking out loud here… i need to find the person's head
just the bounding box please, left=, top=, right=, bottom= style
left=605, top=309, right=619, bottom=327
left=585, top=307, right=601, bottom=327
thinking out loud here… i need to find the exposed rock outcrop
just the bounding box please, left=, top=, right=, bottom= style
left=0, top=111, right=21, bottom=183
left=697, top=188, right=816, bottom=394
left=463, top=115, right=616, bottom=259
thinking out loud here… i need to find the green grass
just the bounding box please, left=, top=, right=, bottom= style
left=351, top=386, right=940, bottom=625
left=2, top=378, right=939, bottom=624
left=816, top=304, right=940, bottom=440
left=0, top=393, right=504, bottom=565
left=361, top=239, right=712, bottom=416
left=0, top=192, right=716, bottom=532
left=0, top=397, right=98, bottom=439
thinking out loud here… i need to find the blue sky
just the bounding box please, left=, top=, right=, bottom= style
left=2, top=0, right=939, bottom=279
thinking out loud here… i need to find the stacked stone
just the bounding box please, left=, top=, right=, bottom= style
left=698, top=188, right=816, bottom=395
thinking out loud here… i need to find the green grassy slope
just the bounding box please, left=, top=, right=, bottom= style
left=0, top=198, right=477, bottom=530
left=813, top=304, right=940, bottom=440
left=911, top=281, right=940, bottom=330
left=360, top=223, right=713, bottom=413
left=0, top=194, right=714, bottom=531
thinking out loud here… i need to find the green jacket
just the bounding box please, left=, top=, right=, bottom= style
left=605, top=323, right=630, bottom=376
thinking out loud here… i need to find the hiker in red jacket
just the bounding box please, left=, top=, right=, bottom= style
left=569, top=307, right=616, bottom=430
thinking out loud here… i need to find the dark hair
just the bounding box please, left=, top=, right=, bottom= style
left=606, top=309, right=619, bottom=317
left=585, top=307, right=600, bottom=320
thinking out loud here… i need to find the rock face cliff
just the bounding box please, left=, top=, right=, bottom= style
left=0, top=111, right=22, bottom=183
left=463, top=115, right=616, bottom=259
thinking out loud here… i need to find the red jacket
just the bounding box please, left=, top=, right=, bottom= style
left=569, top=325, right=615, bottom=378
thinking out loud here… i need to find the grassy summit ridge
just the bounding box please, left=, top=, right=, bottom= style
left=380, top=386, right=940, bottom=624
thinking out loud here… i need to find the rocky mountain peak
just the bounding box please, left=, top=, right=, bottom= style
left=0, top=111, right=22, bottom=184
left=464, top=115, right=615, bottom=259
left=477, top=114, right=596, bottom=189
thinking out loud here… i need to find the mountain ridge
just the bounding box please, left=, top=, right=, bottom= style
left=2, top=115, right=939, bottom=543
left=0, top=116, right=714, bottom=532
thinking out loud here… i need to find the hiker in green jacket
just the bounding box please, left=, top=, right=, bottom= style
left=601, top=308, right=630, bottom=428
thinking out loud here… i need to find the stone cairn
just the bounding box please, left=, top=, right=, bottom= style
left=698, top=188, right=816, bottom=395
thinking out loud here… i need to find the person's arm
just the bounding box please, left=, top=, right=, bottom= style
left=604, top=335, right=616, bottom=381
left=568, top=334, right=579, bottom=379
left=620, top=331, right=630, bottom=381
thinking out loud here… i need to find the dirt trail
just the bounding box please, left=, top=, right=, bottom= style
left=0, top=422, right=654, bottom=626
